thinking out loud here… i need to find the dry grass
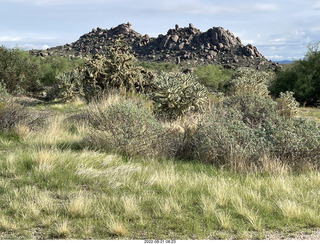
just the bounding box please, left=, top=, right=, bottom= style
left=200, top=195, right=217, bottom=216
left=55, top=220, right=71, bottom=238
left=277, top=200, right=304, bottom=219
left=66, top=192, right=92, bottom=217
left=0, top=216, right=17, bottom=231
left=106, top=215, right=127, bottom=237
left=215, top=211, right=232, bottom=230
left=122, top=195, right=141, bottom=219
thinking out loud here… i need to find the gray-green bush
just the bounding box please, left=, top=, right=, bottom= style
left=85, top=99, right=164, bottom=156
left=183, top=94, right=320, bottom=169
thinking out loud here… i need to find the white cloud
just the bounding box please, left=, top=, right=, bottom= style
left=265, top=55, right=284, bottom=60
left=0, top=36, right=22, bottom=42
left=253, top=3, right=278, bottom=11
left=17, top=44, right=50, bottom=50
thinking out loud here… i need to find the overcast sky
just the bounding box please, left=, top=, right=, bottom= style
left=0, top=0, right=319, bottom=61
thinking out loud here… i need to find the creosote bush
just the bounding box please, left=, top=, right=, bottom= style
left=194, top=64, right=234, bottom=92
left=270, top=42, right=320, bottom=106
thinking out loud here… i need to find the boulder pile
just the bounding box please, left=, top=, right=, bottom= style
left=30, top=23, right=278, bottom=70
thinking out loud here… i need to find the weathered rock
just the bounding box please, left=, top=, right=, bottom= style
left=30, top=23, right=276, bottom=70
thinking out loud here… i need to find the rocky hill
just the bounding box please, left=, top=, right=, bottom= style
left=30, top=23, right=278, bottom=70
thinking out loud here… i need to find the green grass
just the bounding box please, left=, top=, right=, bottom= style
left=0, top=101, right=320, bottom=240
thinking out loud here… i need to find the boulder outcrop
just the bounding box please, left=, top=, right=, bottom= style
left=30, top=23, right=278, bottom=70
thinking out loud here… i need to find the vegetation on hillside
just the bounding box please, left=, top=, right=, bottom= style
left=0, top=41, right=320, bottom=240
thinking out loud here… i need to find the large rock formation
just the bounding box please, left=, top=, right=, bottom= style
left=30, top=23, right=278, bottom=70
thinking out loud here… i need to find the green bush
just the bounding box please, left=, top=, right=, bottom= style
left=0, top=46, right=40, bottom=94
left=37, top=56, right=84, bottom=86
left=85, top=99, right=164, bottom=156
left=267, top=117, right=320, bottom=163
left=149, top=72, right=208, bottom=118
left=270, top=43, right=320, bottom=106
left=194, top=64, right=233, bottom=92
left=0, top=46, right=84, bottom=96
left=183, top=95, right=320, bottom=169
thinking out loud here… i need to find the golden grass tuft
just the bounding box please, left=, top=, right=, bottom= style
left=259, top=155, right=289, bottom=175
left=277, top=200, right=304, bottom=219
left=55, top=220, right=71, bottom=238
left=0, top=216, right=17, bottom=231
left=231, top=195, right=262, bottom=230
left=66, top=192, right=91, bottom=217
left=14, top=124, right=31, bottom=137
left=33, top=150, right=56, bottom=173
left=106, top=217, right=127, bottom=237
left=200, top=195, right=217, bottom=216
left=215, top=211, right=232, bottom=230
left=122, top=195, right=141, bottom=219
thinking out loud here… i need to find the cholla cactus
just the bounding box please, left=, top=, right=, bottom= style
left=277, top=91, right=300, bottom=117
left=81, top=38, right=148, bottom=101
left=230, top=68, right=274, bottom=97
left=149, top=72, right=208, bottom=118
left=55, top=69, right=84, bottom=101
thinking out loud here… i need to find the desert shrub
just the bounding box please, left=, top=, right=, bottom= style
left=149, top=72, right=208, bottom=118
left=37, top=55, right=84, bottom=86
left=85, top=98, right=163, bottom=156
left=194, top=64, right=233, bottom=92
left=228, top=68, right=273, bottom=97
left=81, top=38, right=150, bottom=102
left=223, top=94, right=279, bottom=128
left=48, top=69, right=85, bottom=101
left=189, top=106, right=267, bottom=167
left=0, top=102, right=45, bottom=131
left=0, top=46, right=41, bottom=94
left=269, top=42, right=320, bottom=106
left=276, top=91, right=300, bottom=118
left=266, top=117, right=320, bottom=163
left=184, top=94, right=320, bottom=169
